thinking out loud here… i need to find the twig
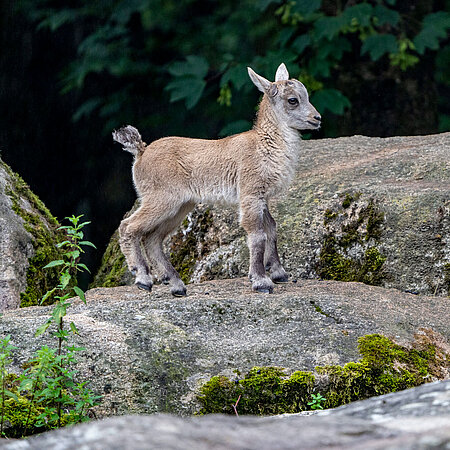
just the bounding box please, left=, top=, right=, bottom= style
left=232, top=395, right=241, bottom=417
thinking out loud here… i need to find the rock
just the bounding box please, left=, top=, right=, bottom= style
left=1, top=279, right=449, bottom=417
left=2, top=380, right=449, bottom=449
left=92, top=133, right=450, bottom=297
left=0, top=159, right=63, bottom=310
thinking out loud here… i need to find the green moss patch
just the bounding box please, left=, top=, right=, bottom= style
left=198, top=367, right=315, bottom=415
left=169, top=208, right=213, bottom=284
left=317, top=194, right=386, bottom=285
left=197, top=330, right=449, bottom=415
left=91, top=231, right=127, bottom=288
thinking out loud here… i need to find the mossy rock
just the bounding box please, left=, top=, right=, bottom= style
left=0, top=159, right=65, bottom=309
left=198, top=330, right=450, bottom=415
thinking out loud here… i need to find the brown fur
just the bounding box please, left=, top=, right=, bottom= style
left=114, top=63, right=321, bottom=295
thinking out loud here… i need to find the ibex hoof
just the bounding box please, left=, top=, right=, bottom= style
left=254, top=286, right=273, bottom=294
left=136, top=282, right=152, bottom=292
left=272, top=274, right=289, bottom=284
left=171, top=287, right=187, bottom=297
left=252, top=278, right=274, bottom=294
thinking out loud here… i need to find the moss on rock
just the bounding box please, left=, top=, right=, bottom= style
left=1, top=161, right=64, bottom=307
left=198, top=367, right=315, bottom=415
left=169, top=208, right=213, bottom=284
left=197, top=331, right=449, bottom=415
left=317, top=194, right=386, bottom=285
left=90, top=230, right=128, bottom=288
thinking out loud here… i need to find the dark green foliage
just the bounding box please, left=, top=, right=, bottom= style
left=197, top=332, right=449, bottom=415
left=15, top=0, right=450, bottom=138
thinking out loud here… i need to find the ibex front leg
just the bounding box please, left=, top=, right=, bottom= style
left=263, top=208, right=289, bottom=283
left=240, top=196, right=274, bottom=293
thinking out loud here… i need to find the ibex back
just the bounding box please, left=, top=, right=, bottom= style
left=113, top=63, right=321, bottom=296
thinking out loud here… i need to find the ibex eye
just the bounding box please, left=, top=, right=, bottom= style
left=288, top=97, right=298, bottom=105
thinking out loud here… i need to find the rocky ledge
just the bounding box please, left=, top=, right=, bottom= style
left=2, top=279, right=449, bottom=417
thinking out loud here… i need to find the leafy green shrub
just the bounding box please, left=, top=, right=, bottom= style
left=0, top=216, right=100, bottom=438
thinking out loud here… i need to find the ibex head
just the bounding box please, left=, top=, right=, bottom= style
left=247, top=63, right=321, bottom=131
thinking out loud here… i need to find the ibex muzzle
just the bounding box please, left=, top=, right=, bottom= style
left=114, top=63, right=321, bottom=296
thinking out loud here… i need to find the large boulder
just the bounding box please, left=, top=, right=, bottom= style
left=2, top=379, right=449, bottom=449
left=0, top=159, right=63, bottom=310
left=1, top=279, right=449, bottom=417
left=92, top=133, right=450, bottom=297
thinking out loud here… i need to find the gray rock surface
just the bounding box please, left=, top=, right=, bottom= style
left=0, top=159, right=62, bottom=310
left=0, top=165, right=33, bottom=310
left=2, top=380, right=449, bottom=449
left=1, top=279, right=449, bottom=416
left=93, top=133, right=450, bottom=297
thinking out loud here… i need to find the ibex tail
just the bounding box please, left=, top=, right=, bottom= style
left=113, top=125, right=146, bottom=156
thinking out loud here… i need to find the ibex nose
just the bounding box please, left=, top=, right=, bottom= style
left=314, top=115, right=321, bottom=121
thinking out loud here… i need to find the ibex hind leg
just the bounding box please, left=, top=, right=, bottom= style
left=119, top=200, right=182, bottom=292
left=142, top=202, right=195, bottom=297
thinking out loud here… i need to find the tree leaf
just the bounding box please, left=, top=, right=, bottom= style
left=361, top=34, right=398, bottom=61
left=79, top=240, right=97, bottom=249
left=43, top=260, right=65, bottom=269
left=73, top=286, right=86, bottom=304
left=373, top=5, right=400, bottom=27
left=60, top=271, right=71, bottom=289
left=292, top=0, right=322, bottom=15
left=70, top=321, right=79, bottom=334
left=343, top=3, right=374, bottom=28
left=52, top=303, right=67, bottom=324
left=314, top=16, right=346, bottom=41
left=4, top=389, right=18, bottom=401
left=40, top=288, right=57, bottom=305
left=77, top=263, right=91, bottom=273
left=292, top=35, right=311, bottom=55
left=221, top=64, right=249, bottom=90
left=168, top=55, right=209, bottom=79
left=311, top=89, right=351, bottom=115
left=35, top=320, right=52, bottom=337
left=413, top=12, right=450, bottom=54
left=165, top=77, right=207, bottom=109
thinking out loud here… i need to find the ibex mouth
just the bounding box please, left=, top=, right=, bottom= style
left=307, top=120, right=321, bottom=128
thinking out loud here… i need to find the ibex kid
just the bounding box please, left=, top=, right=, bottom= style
left=113, top=63, right=321, bottom=296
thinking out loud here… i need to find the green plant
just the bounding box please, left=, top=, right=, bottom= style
left=307, top=393, right=326, bottom=410
left=0, top=336, right=18, bottom=436
left=0, top=216, right=100, bottom=437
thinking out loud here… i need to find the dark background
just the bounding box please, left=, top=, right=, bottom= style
left=0, top=0, right=449, bottom=284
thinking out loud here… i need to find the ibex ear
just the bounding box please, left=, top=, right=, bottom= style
left=248, top=67, right=272, bottom=93
left=275, top=63, right=289, bottom=81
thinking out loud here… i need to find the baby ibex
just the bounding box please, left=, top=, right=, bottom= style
left=114, top=63, right=321, bottom=296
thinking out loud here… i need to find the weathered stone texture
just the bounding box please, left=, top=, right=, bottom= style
left=1, top=279, right=448, bottom=417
